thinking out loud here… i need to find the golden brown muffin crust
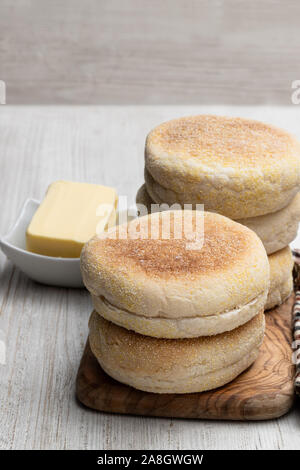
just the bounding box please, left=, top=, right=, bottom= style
left=147, top=115, right=300, bottom=167
left=90, top=211, right=251, bottom=279
left=89, top=310, right=264, bottom=371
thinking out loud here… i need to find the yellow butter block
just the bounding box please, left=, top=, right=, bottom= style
left=26, top=180, right=118, bottom=258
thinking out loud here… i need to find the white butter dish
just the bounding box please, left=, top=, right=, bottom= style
left=0, top=199, right=83, bottom=288
left=0, top=200, right=137, bottom=288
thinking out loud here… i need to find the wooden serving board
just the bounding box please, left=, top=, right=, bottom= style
left=76, top=295, right=295, bottom=421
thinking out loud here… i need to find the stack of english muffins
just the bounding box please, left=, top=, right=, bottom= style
left=137, top=115, right=300, bottom=311
left=81, top=210, right=269, bottom=393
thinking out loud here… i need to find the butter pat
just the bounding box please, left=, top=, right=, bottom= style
left=26, top=181, right=118, bottom=258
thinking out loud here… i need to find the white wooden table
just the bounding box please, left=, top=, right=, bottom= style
left=0, top=105, right=300, bottom=450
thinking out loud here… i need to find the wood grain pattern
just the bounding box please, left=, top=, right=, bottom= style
left=1, top=0, right=300, bottom=104
left=0, top=106, right=300, bottom=449
left=76, top=296, right=295, bottom=421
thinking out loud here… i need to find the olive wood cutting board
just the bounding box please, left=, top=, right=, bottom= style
left=76, top=294, right=295, bottom=421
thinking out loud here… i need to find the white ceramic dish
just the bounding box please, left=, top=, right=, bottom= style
left=0, top=199, right=138, bottom=288
left=0, top=199, right=84, bottom=287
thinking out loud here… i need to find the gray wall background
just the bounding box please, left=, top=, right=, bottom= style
left=1, top=0, right=299, bottom=105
